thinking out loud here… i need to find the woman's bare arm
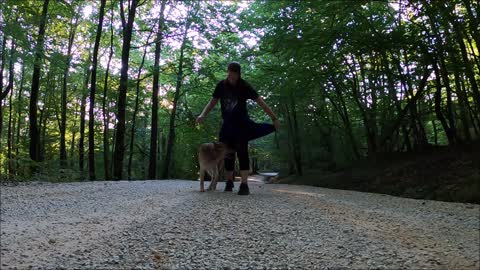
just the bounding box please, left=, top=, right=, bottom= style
left=196, top=98, right=219, bottom=124
left=255, top=96, right=280, bottom=129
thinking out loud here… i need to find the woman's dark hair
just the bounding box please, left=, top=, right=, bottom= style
left=227, top=62, right=241, bottom=73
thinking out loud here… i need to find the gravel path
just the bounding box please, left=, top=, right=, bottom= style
left=1, top=178, right=479, bottom=269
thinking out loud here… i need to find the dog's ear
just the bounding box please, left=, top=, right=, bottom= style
left=213, top=141, right=222, bottom=148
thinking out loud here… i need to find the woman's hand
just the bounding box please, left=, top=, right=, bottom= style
left=255, top=97, right=280, bottom=130
left=273, top=119, right=280, bottom=130
left=196, top=98, right=218, bottom=125
left=196, top=115, right=205, bottom=124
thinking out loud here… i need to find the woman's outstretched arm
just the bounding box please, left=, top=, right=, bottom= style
left=255, top=97, right=280, bottom=130
left=196, top=98, right=219, bottom=124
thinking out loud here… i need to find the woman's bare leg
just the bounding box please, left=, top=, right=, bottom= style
left=240, top=170, right=248, bottom=184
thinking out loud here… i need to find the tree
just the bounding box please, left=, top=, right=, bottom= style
left=102, top=4, right=115, bottom=180
left=88, top=0, right=107, bottom=180
left=128, top=32, right=152, bottom=180
left=113, top=0, right=139, bottom=180
left=162, top=3, right=199, bottom=179
left=29, top=0, right=50, bottom=163
left=79, top=53, right=91, bottom=172
left=60, top=13, right=79, bottom=166
left=148, top=0, right=167, bottom=180
left=6, top=40, right=16, bottom=176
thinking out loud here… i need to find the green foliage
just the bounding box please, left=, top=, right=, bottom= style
left=0, top=0, right=478, bottom=181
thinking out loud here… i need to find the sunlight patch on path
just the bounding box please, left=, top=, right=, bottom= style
left=272, top=188, right=326, bottom=198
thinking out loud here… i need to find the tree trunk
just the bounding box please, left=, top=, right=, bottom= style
left=15, top=64, right=25, bottom=172
left=251, top=157, right=258, bottom=174
left=395, top=58, right=429, bottom=148
left=162, top=10, right=195, bottom=179
left=111, top=120, right=117, bottom=174
left=40, top=91, right=50, bottom=162
left=70, top=130, right=76, bottom=167
left=29, top=0, right=49, bottom=163
left=461, top=0, right=480, bottom=50
left=68, top=88, right=78, bottom=167
left=102, top=7, right=115, bottom=181
left=442, top=4, right=480, bottom=111
left=142, top=116, right=148, bottom=179
left=88, top=0, right=107, bottom=180
left=79, top=61, right=92, bottom=172
left=356, top=55, right=379, bottom=157
left=162, top=56, right=183, bottom=179
left=0, top=31, right=7, bottom=142
left=433, top=63, right=455, bottom=145
left=60, top=16, right=78, bottom=167
left=128, top=32, right=151, bottom=180
left=379, top=68, right=431, bottom=148
left=465, top=33, right=480, bottom=74
left=283, top=102, right=297, bottom=175
left=158, top=130, right=164, bottom=172
left=456, top=34, right=480, bottom=111
left=148, top=0, right=167, bottom=179
left=432, top=119, right=438, bottom=145
left=7, top=75, right=14, bottom=177
left=38, top=71, right=55, bottom=162
left=113, top=0, right=139, bottom=180
left=290, top=96, right=303, bottom=176
left=462, top=76, right=480, bottom=136
left=383, top=52, right=411, bottom=152
left=438, top=56, right=457, bottom=144
left=6, top=38, right=16, bottom=176
left=327, top=78, right=361, bottom=159
left=453, top=64, right=471, bottom=142
left=0, top=30, right=5, bottom=96
left=426, top=8, right=458, bottom=144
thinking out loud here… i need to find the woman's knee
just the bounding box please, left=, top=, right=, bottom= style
left=224, top=152, right=235, bottom=171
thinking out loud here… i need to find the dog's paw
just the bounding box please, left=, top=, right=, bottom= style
left=200, top=188, right=205, bottom=192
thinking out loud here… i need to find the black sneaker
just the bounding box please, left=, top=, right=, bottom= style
left=238, top=183, right=250, bottom=195
left=224, top=180, right=234, bottom=192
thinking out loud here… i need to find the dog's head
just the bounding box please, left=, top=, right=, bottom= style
left=213, top=141, right=235, bottom=154
left=212, top=141, right=226, bottom=150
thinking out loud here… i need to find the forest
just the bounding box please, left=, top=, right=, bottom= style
left=0, top=0, right=478, bottom=193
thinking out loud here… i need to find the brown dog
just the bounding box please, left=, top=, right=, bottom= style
left=198, top=142, right=229, bottom=192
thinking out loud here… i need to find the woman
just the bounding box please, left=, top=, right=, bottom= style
left=196, top=62, right=280, bottom=195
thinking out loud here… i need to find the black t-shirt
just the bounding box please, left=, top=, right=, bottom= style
left=212, top=79, right=259, bottom=121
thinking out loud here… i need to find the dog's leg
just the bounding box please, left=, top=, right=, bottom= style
left=218, top=159, right=224, bottom=190
left=207, top=169, right=214, bottom=191
left=199, top=168, right=205, bottom=192
left=212, top=168, right=218, bottom=191
left=207, top=169, right=212, bottom=190
left=214, top=159, right=224, bottom=190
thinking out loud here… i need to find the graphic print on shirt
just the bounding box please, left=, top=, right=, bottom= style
left=222, top=90, right=238, bottom=113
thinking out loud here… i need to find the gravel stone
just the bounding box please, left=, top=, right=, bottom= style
left=1, top=180, right=479, bottom=269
